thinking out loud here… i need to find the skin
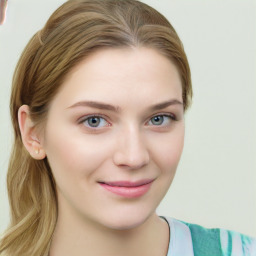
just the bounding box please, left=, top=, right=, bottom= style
left=19, top=47, right=185, bottom=256
left=0, top=0, right=8, bottom=25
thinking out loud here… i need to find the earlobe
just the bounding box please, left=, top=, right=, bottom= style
left=18, top=105, right=46, bottom=160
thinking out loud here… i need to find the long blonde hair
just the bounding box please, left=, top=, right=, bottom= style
left=0, top=0, right=192, bottom=255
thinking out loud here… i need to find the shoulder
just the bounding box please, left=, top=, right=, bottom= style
left=163, top=217, right=256, bottom=256
left=181, top=220, right=256, bottom=256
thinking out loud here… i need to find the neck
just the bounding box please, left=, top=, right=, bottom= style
left=49, top=210, right=169, bottom=256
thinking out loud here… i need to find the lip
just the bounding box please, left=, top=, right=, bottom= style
left=98, top=179, right=154, bottom=198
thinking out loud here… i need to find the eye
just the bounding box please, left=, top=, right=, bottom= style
left=81, top=116, right=110, bottom=128
left=147, top=114, right=175, bottom=126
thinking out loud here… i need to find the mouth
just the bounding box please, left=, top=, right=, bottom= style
left=98, top=179, right=154, bottom=198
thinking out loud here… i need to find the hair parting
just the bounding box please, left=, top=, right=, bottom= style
left=0, top=0, right=192, bottom=255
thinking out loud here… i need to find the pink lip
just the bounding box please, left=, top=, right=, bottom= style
left=98, top=179, right=154, bottom=198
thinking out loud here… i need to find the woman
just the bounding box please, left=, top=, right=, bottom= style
left=0, top=0, right=255, bottom=255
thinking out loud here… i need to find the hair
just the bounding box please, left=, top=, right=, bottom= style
left=0, top=0, right=192, bottom=255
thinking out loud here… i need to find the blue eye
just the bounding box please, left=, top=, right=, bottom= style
left=148, top=115, right=174, bottom=126
left=82, top=116, right=109, bottom=128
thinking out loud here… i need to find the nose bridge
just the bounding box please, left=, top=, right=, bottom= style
left=113, top=123, right=149, bottom=169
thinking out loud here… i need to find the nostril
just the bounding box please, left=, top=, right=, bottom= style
left=113, top=151, right=150, bottom=170
left=112, top=130, right=150, bottom=169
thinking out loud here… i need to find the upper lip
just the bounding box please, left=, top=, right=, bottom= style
left=98, top=179, right=155, bottom=187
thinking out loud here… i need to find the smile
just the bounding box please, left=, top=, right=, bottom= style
left=98, top=179, right=154, bottom=198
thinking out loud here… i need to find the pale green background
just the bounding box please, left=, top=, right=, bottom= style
left=0, top=0, right=255, bottom=237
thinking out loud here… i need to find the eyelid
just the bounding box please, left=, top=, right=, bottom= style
left=77, top=114, right=111, bottom=127
left=76, top=111, right=178, bottom=131
left=147, top=112, right=177, bottom=122
left=145, top=113, right=177, bottom=128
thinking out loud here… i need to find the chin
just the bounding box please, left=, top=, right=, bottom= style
left=99, top=210, right=155, bottom=231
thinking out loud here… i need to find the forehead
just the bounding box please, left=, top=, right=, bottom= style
left=50, top=47, right=183, bottom=110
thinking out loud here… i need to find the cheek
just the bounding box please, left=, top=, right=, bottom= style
left=150, top=126, right=184, bottom=172
left=43, top=124, right=113, bottom=179
left=166, top=134, right=184, bottom=167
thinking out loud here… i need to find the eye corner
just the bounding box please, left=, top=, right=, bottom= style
left=145, top=113, right=178, bottom=127
left=78, top=114, right=111, bottom=130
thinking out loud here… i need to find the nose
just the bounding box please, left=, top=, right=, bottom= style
left=113, top=125, right=150, bottom=170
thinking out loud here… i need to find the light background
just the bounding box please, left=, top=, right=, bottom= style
left=0, top=0, right=255, bottom=237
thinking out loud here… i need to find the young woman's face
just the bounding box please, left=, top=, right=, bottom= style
left=42, top=47, right=184, bottom=230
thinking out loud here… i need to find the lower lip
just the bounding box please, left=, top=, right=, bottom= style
left=99, top=182, right=153, bottom=198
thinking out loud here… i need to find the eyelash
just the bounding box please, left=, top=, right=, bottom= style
left=78, top=114, right=111, bottom=129
left=147, top=113, right=177, bottom=126
left=78, top=113, right=177, bottom=130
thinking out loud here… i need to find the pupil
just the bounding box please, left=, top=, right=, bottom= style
left=152, top=116, right=163, bottom=125
left=89, top=117, right=100, bottom=127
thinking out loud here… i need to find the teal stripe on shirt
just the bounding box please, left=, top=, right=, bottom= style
left=181, top=220, right=256, bottom=256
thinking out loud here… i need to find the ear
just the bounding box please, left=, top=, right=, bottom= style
left=18, top=105, right=46, bottom=160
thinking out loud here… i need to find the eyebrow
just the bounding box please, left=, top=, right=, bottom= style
left=67, top=101, right=120, bottom=112
left=149, top=99, right=183, bottom=111
left=67, top=99, right=183, bottom=112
